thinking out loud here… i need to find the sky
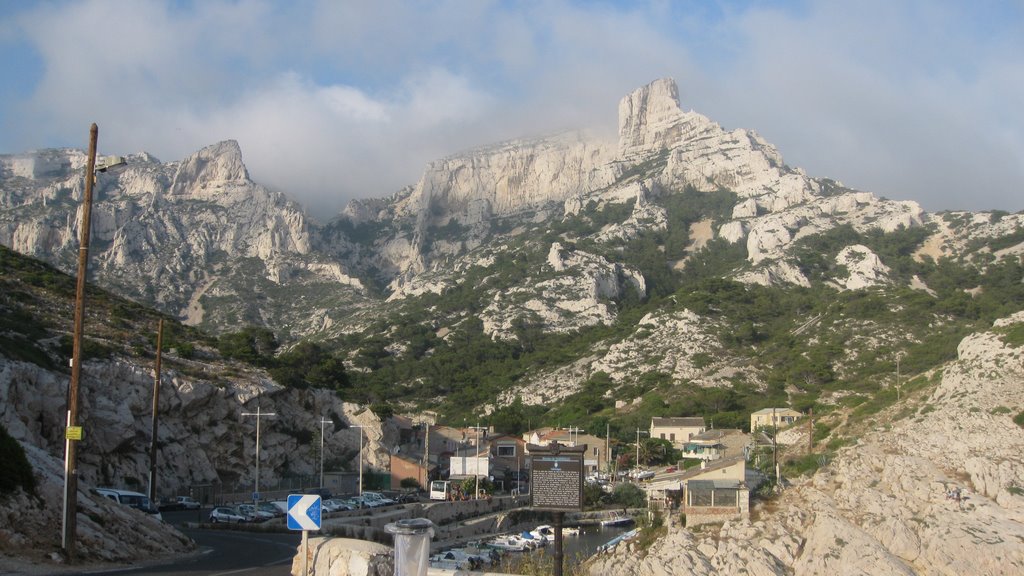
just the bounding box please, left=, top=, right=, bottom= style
left=1, top=0, right=1021, bottom=217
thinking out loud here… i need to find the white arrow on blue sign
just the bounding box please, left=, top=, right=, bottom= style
left=287, top=494, right=322, bottom=531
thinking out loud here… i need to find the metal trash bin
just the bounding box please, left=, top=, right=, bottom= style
left=384, top=518, right=435, bottom=576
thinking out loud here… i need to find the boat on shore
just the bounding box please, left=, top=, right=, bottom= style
left=596, top=528, right=639, bottom=553
left=600, top=515, right=635, bottom=527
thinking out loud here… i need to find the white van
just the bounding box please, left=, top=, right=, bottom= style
left=94, top=488, right=163, bottom=521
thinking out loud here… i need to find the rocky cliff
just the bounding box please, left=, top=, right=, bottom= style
left=0, top=348, right=400, bottom=567
left=587, top=312, right=1024, bottom=575
left=0, top=141, right=367, bottom=339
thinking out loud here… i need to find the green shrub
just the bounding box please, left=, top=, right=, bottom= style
left=610, top=483, right=647, bottom=508
left=782, top=452, right=828, bottom=478
left=0, top=424, right=36, bottom=495
left=1014, top=411, right=1024, bottom=429
left=999, top=324, right=1024, bottom=348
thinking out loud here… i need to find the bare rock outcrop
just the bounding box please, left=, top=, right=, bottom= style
left=587, top=312, right=1024, bottom=575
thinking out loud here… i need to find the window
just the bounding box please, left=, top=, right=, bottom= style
left=670, top=433, right=676, bottom=442
left=497, top=444, right=516, bottom=457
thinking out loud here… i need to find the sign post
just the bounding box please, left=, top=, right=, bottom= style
left=528, top=441, right=586, bottom=576
left=288, top=494, right=322, bottom=576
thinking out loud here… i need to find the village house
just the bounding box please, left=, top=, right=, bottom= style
left=388, top=453, right=435, bottom=490
left=750, top=408, right=802, bottom=432
left=486, top=434, right=529, bottom=492
left=680, top=428, right=750, bottom=461
left=387, top=417, right=480, bottom=488
left=650, top=416, right=706, bottom=447
left=679, top=456, right=761, bottom=526
left=523, top=427, right=609, bottom=474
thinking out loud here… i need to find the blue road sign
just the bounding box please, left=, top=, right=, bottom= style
left=287, top=494, right=322, bottom=531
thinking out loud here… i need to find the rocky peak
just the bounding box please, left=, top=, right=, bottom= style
left=169, top=139, right=250, bottom=197
left=618, top=77, right=689, bottom=159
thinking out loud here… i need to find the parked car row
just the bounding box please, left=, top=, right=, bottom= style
left=208, top=502, right=284, bottom=523
left=202, top=489, right=421, bottom=524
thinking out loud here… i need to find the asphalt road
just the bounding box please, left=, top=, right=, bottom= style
left=85, top=509, right=302, bottom=576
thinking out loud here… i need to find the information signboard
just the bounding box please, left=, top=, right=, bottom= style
left=528, top=442, right=586, bottom=512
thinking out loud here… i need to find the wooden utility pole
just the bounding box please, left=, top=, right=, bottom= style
left=149, top=318, right=164, bottom=502
left=62, top=123, right=99, bottom=561
left=422, top=422, right=430, bottom=489
left=807, top=407, right=813, bottom=454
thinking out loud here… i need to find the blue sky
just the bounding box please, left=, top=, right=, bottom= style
left=1, top=0, right=1021, bottom=215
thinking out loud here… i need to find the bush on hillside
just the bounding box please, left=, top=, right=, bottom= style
left=0, top=423, right=35, bottom=495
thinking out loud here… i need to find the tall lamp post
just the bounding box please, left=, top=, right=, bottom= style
left=241, top=405, right=276, bottom=506
left=350, top=425, right=365, bottom=496
left=319, top=417, right=332, bottom=490
left=635, top=428, right=649, bottom=471
left=61, top=124, right=125, bottom=560
left=468, top=424, right=487, bottom=499
left=569, top=426, right=585, bottom=446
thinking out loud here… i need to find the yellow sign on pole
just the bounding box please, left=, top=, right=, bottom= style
left=66, top=426, right=83, bottom=441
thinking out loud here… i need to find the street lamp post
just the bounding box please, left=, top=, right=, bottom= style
left=635, top=428, right=649, bottom=470
left=569, top=426, right=585, bottom=446
left=319, top=417, right=332, bottom=490
left=61, top=124, right=125, bottom=561
left=241, top=405, right=276, bottom=506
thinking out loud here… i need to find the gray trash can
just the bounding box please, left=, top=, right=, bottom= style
left=385, top=518, right=435, bottom=576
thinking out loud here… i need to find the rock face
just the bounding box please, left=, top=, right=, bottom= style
left=292, top=537, right=393, bottom=576
left=0, top=348, right=399, bottom=566
left=0, top=442, right=195, bottom=568
left=480, top=242, right=645, bottom=340
left=0, top=141, right=366, bottom=338
left=586, top=313, right=1024, bottom=575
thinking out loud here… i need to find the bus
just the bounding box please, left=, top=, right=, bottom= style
left=429, top=480, right=451, bottom=501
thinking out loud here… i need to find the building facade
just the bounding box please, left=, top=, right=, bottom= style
left=650, top=417, right=706, bottom=447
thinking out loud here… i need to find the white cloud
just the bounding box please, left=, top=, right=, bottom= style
left=2, top=0, right=1021, bottom=215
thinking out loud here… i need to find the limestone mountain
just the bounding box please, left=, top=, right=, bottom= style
left=1, top=78, right=1023, bottom=571
left=2, top=78, right=1023, bottom=420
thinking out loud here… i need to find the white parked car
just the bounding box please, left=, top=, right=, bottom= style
left=237, top=503, right=274, bottom=522
left=361, top=491, right=395, bottom=506
left=209, top=506, right=247, bottom=523
left=94, top=487, right=163, bottom=521
left=176, top=496, right=201, bottom=510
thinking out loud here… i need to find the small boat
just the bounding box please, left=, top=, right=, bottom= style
left=515, top=533, right=544, bottom=549
left=597, top=528, right=639, bottom=553
left=600, top=515, right=635, bottom=527
left=486, top=535, right=529, bottom=552
left=530, top=525, right=555, bottom=541
left=531, top=524, right=580, bottom=539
